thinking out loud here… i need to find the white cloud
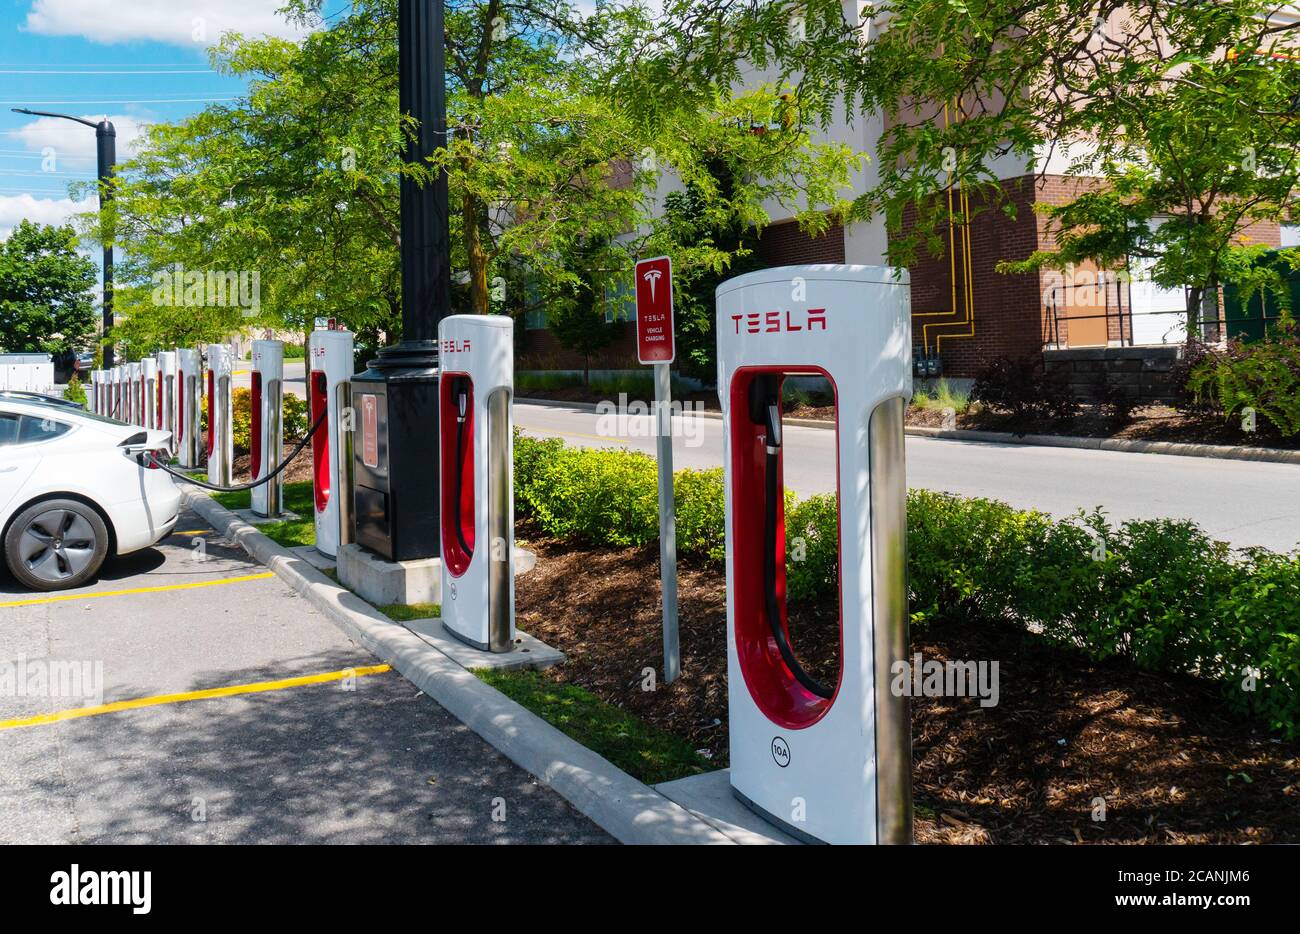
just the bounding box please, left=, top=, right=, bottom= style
left=24, top=0, right=311, bottom=46
left=13, top=115, right=150, bottom=170
left=0, top=194, right=93, bottom=240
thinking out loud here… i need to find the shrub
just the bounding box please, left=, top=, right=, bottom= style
left=1185, top=333, right=1300, bottom=437
left=513, top=433, right=1300, bottom=736
left=229, top=387, right=310, bottom=454
left=63, top=374, right=87, bottom=406
left=972, top=354, right=1079, bottom=423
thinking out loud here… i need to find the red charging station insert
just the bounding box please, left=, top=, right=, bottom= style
left=250, top=372, right=263, bottom=480
left=729, top=367, right=843, bottom=730
left=310, top=371, right=330, bottom=513
left=206, top=370, right=215, bottom=456
left=156, top=379, right=163, bottom=428
left=439, top=374, right=475, bottom=577
left=177, top=371, right=185, bottom=438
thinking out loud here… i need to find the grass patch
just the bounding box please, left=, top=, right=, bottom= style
left=474, top=669, right=712, bottom=785
left=378, top=602, right=440, bottom=621
left=213, top=481, right=316, bottom=548
left=912, top=378, right=971, bottom=414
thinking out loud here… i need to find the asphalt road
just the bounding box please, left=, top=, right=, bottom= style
left=232, top=359, right=308, bottom=400
left=0, top=507, right=609, bottom=844
left=515, top=400, right=1300, bottom=554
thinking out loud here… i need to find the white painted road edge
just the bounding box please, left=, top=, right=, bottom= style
left=179, top=484, right=732, bottom=846
left=517, top=397, right=1300, bottom=466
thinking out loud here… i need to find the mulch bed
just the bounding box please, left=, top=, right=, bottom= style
left=231, top=442, right=315, bottom=486
left=515, top=536, right=1300, bottom=844
left=907, top=403, right=1300, bottom=450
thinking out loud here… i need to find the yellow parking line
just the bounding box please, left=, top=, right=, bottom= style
left=0, top=571, right=275, bottom=609
left=0, top=664, right=392, bottom=731
left=171, top=529, right=209, bottom=536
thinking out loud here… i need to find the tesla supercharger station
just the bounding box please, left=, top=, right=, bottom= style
left=90, top=370, right=103, bottom=414
left=110, top=366, right=123, bottom=419
left=142, top=357, right=159, bottom=430
left=250, top=340, right=284, bottom=518
left=437, top=315, right=515, bottom=653
left=206, top=344, right=234, bottom=487
left=123, top=362, right=139, bottom=424
left=308, top=329, right=353, bottom=557
left=157, top=351, right=177, bottom=441
left=175, top=348, right=201, bottom=468
left=716, top=264, right=914, bottom=846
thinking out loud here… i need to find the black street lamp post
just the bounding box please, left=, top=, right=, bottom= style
left=348, top=0, right=452, bottom=562
left=12, top=108, right=117, bottom=369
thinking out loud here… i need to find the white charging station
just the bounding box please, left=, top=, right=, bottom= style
left=250, top=339, right=284, bottom=518
left=157, top=351, right=177, bottom=443
left=106, top=367, right=119, bottom=419
left=716, top=264, right=914, bottom=846
left=437, top=314, right=516, bottom=653
left=90, top=370, right=103, bottom=414
left=175, top=348, right=201, bottom=468
left=142, top=357, right=159, bottom=429
left=127, top=362, right=142, bottom=425
left=206, top=344, right=234, bottom=486
left=308, top=329, right=353, bottom=557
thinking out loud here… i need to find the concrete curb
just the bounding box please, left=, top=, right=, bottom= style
left=179, top=485, right=732, bottom=845
left=903, top=426, right=1300, bottom=465
left=517, top=397, right=1300, bottom=465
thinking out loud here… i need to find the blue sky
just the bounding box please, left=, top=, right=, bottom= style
left=0, top=1, right=350, bottom=236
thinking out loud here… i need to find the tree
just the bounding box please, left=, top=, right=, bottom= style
left=96, top=0, right=862, bottom=361
left=0, top=220, right=98, bottom=355
left=648, top=0, right=1300, bottom=333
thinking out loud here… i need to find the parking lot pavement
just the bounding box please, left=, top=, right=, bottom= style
left=0, top=506, right=611, bottom=844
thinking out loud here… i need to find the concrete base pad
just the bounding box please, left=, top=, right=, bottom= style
left=289, top=544, right=336, bottom=572
left=234, top=507, right=302, bottom=526
left=336, top=544, right=540, bottom=608
left=404, top=617, right=564, bottom=672
left=337, top=543, right=441, bottom=606
left=655, top=769, right=802, bottom=845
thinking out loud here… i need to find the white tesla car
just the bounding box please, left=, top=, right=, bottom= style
left=0, top=395, right=181, bottom=591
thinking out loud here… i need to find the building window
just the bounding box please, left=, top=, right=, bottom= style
left=524, top=308, right=548, bottom=330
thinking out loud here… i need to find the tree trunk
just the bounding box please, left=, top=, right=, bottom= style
left=462, top=185, right=489, bottom=315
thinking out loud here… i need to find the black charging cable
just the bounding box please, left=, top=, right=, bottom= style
left=144, top=405, right=327, bottom=493
left=758, top=381, right=835, bottom=699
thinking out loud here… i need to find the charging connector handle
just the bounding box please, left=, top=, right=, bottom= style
left=759, top=386, right=834, bottom=700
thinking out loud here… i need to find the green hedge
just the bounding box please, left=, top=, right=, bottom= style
left=514, top=433, right=1300, bottom=737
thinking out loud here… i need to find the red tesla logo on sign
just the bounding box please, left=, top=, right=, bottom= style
left=635, top=256, right=675, bottom=364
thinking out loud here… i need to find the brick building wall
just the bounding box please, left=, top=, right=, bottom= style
left=520, top=176, right=1283, bottom=379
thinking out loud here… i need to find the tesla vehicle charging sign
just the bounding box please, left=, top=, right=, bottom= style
left=635, top=256, right=675, bottom=364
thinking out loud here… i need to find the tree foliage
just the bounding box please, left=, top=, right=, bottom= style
left=90, top=0, right=861, bottom=363
left=0, top=221, right=98, bottom=355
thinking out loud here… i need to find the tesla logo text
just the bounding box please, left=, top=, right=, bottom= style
left=771, top=736, right=791, bottom=767
left=732, top=308, right=826, bottom=334
left=441, top=338, right=471, bottom=354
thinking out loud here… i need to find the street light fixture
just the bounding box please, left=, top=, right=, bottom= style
left=11, top=108, right=117, bottom=369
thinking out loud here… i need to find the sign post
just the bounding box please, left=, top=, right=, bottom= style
left=635, top=256, right=679, bottom=684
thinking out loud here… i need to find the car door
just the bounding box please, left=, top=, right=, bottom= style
left=0, top=412, right=48, bottom=516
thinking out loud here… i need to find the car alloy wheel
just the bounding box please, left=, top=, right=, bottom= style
left=4, top=499, right=109, bottom=592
